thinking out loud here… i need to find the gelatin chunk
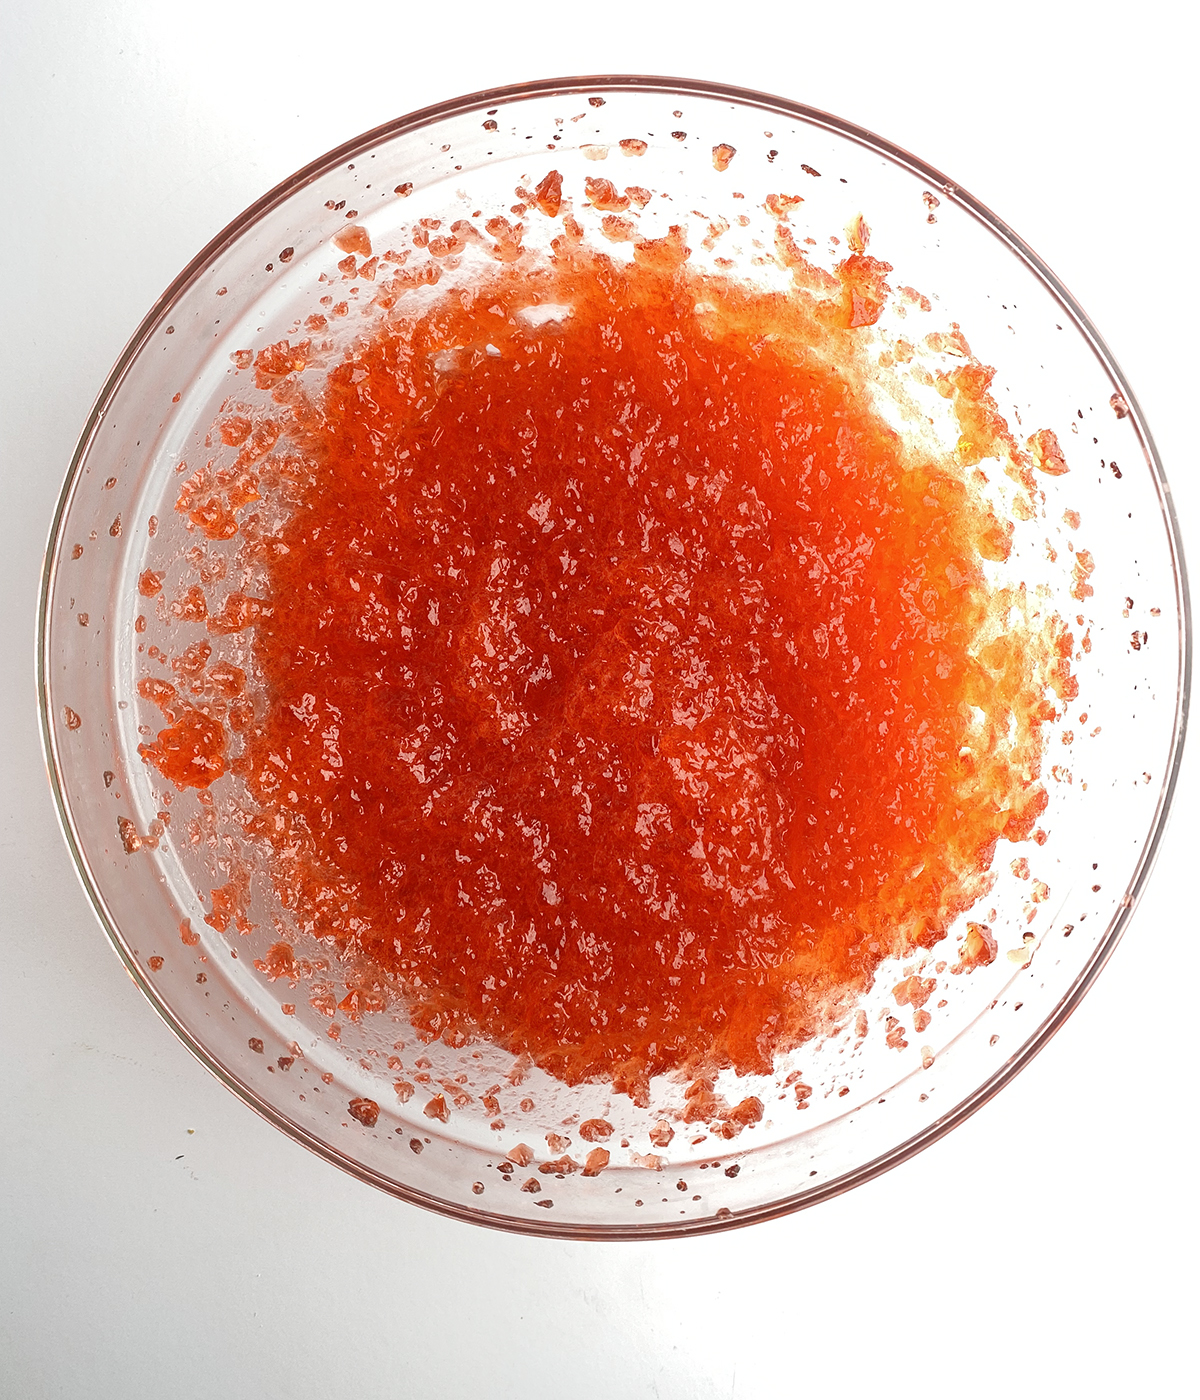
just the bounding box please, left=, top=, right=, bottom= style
left=142, top=223, right=1068, bottom=1096
left=137, top=678, right=226, bottom=790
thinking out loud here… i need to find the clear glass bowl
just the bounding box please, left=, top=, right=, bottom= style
left=38, top=76, right=1189, bottom=1238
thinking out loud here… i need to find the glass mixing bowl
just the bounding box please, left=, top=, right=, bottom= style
left=38, top=76, right=1188, bottom=1238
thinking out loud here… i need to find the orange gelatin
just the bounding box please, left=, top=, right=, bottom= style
left=145, top=220, right=1069, bottom=1098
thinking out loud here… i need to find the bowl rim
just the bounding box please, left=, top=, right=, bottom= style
left=36, top=72, right=1192, bottom=1240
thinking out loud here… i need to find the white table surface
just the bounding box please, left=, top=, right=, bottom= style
left=3, top=3, right=1195, bottom=1396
